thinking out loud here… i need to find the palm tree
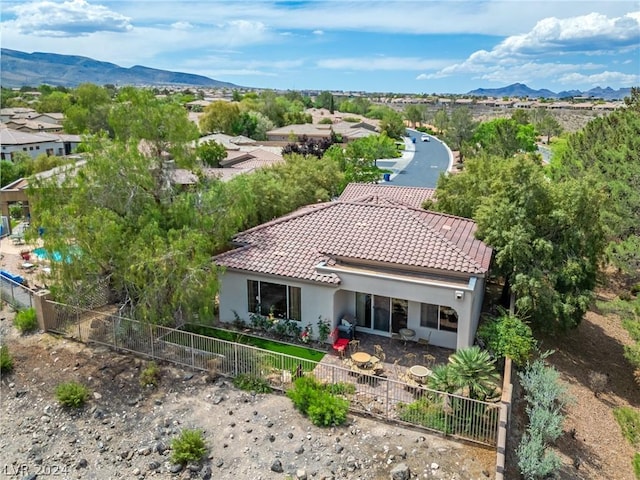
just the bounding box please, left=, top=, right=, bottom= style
left=447, top=346, right=501, bottom=400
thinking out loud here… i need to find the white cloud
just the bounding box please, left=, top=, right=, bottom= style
left=9, top=0, right=132, bottom=37
left=495, top=11, right=640, bottom=56
left=171, top=21, right=193, bottom=31
left=318, top=57, right=449, bottom=71
left=420, top=11, right=640, bottom=87
left=558, top=71, right=640, bottom=87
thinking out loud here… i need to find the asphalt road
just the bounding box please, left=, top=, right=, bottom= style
left=377, top=129, right=452, bottom=188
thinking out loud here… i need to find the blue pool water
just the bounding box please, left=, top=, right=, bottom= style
left=32, top=247, right=64, bottom=262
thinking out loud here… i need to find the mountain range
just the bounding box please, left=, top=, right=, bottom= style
left=0, top=49, right=238, bottom=89
left=467, top=83, right=631, bottom=100
left=0, top=49, right=633, bottom=99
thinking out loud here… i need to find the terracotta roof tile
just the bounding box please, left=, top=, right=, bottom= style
left=338, top=183, right=436, bottom=208
left=215, top=199, right=492, bottom=284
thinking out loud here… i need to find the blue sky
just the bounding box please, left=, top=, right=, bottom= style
left=2, top=0, right=639, bottom=94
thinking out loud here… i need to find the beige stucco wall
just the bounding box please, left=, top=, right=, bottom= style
left=218, top=267, right=487, bottom=351
left=217, top=271, right=336, bottom=338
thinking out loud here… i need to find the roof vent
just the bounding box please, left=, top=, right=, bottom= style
left=442, top=225, right=452, bottom=230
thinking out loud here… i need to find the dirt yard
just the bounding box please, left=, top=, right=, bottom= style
left=505, top=278, right=639, bottom=480
left=1, top=233, right=638, bottom=479
left=0, top=303, right=495, bottom=480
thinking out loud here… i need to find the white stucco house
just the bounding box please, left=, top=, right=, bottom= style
left=214, top=185, right=492, bottom=351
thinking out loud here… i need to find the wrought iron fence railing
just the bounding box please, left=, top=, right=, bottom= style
left=45, top=301, right=501, bottom=447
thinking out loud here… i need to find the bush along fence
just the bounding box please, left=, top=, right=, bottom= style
left=41, top=298, right=503, bottom=447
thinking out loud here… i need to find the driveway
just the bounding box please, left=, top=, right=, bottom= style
left=377, top=129, right=452, bottom=188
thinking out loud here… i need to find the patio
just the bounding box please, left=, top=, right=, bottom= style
left=320, top=329, right=454, bottom=384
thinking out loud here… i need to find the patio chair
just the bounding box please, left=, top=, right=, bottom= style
left=330, top=328, right=349, bottom=357
left=423, top=353, right=436, bottom=368
left=404, top=352, right=417, bottom=365
left=373, top=345, right=386, bottom=363
left=417, top=332, right=431, bottom=351
left=348, top=339, right=360, bottom=354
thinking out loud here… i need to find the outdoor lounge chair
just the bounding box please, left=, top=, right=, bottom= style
left=330, top=328, right=349, bottom=357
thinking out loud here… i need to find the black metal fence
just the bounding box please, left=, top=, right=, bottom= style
left=46, top=301, right=502, bottom=447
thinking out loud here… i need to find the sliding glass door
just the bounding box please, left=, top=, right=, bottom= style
left=356, top=293, right=408, bottom=335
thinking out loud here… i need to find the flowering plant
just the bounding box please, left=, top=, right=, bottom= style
left=300, top=325, right=313, bottom=344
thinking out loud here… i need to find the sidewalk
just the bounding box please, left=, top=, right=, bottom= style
left=378, top=136, right=416, bottom=182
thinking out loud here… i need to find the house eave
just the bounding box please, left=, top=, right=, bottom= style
left=316, top=261, right=475, bottom=291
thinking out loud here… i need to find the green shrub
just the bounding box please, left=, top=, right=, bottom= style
left=633, top=452, right=640, bottom=479
left=477, top=313, right=537, bottom=366
left=613, top=406, right=640, bottom=447
left=527, top=405, right=563, bottom=443
left=139, top=361, right=160, bottom=388
left=0, top=345, right=14, bottom=374
left=233, top=374, right=272, bottom=393
left=170, top=429, right=207, bottom=465
left=516, top=431, right=561, bottom=480
left=624, top=343, right=640, bottom=372
left=287, top=376, right=349, bottom=427
left=398, top=399, right=449, bottom=432
left=325, top=382, right=356, bottom=396
left=516, top=355, right=568, bottom=480
left=631, top=283, right=640, bottom=296
left=307, top=392, right=349, bottom=427
left=519, top=357, right=569, bottom=410
left=55, top=381, right=90, bottom=408
left=13, top=307, right=38, bottom=333
left=287, top=375, right=321, bottom=413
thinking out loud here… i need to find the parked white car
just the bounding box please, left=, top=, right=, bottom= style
left=421, top=134, right=430, bottom=142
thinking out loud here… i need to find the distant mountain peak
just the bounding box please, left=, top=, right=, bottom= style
left=467, top=82, right=631, bottom=100
left=1, top=48, right=239, bottom=89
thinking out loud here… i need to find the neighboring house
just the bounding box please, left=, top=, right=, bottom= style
left=266, top=120, right=378, bottom=143
left=0, top=126, right=81, bottom=160
left=0, top=160, right=86, bottom=234
left=214, top=186, right=492, bottom=351
left=0, top=126, right=63, bottom=160
left=338, top=183, right=436, bottom=208
left=0, top=107, right=36, bottom=123
left=4, top=118, right=63, bottom=133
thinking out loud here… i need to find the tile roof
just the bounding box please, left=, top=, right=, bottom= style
left=215, top=199, right=492, bottom=285
left=338, top=183, right=436, bottom=208
left=0, top=125, right=60, bottom=145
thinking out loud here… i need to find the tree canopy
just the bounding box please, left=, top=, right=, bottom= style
left=550, top=88, right=640, bottom=279
left=434, top=153, right=606, bottom=331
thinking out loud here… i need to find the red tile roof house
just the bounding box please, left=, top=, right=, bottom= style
left=214, top=184, right=492, bottom=351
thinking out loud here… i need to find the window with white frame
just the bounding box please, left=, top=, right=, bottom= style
left=420, top=303, right=458, bottom=332
left=247, top=280, right=301, bottom=320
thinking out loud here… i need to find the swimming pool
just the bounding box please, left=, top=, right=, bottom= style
left=32, top=247, right=64, bottom=262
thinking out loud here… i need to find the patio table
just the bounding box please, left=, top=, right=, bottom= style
left=351, top=351, right=372, bottom=367
left=409, top=365, right=432, bottom=383
left=399, top=328, right=416, bottom=344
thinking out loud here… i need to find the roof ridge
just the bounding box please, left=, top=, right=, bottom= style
left=410, top=209, right=486, bottom=271
left=234, top=201, right=335, bottom=238
left=331, top=201, right=485, bottom=270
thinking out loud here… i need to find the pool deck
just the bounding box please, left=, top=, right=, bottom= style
left=0, top=235, right=48, bottom=288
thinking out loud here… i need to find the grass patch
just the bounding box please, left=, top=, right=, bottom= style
left=181, top=324, right=326, bottom=363
left=614, top=406, right=640, bottom=446
left=233, top=373, right=272, bottom=393
left=0, top=344, right=14, bottom=374
left=140, top=361, right=161, bottom=388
